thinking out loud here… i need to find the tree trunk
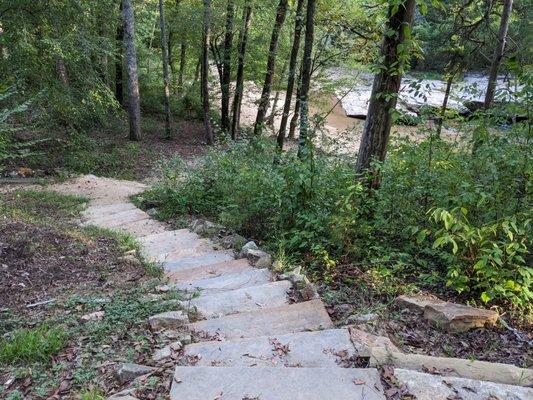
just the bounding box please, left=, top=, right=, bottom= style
left=297, top=0, right=316, bottom=159
left=436, top=70, right=456, bottom=137
left=178, top=42, right=186, bottom=94
left=115, top=2, right=125, bottom=106
left=54, top=56, right=70, bottom=87
left=266, top=60, right=287, bottom=126
left=277, top=0, right=305, bottom=150
left=355, top=0, right=415, bottom=186
left=122, top=0, right=142, bottom=141
left=221, top=0, right=235, bottom=133
left=159, top=0, right=172, bottom=139
left=168, top=31, right=174, bottom=74
left=253, top=0, right=289, bottom=135
left=230, top=4, right=252, bottom=139
left=288, top=66, right=303, bottom=139
left=483, top=0, right=513, bottom=109
left=202, top=0, right=214, bottom=145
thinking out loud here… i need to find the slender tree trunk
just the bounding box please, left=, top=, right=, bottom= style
left=122, top=0, right=142, bottom=141
left=230, top=4, right=252, bottom=139
left=54, top=56, right=70, bottom=87
left=194, top=55, right=201, bottom=84
left=297, top=0, right=315, bottom=158
left=288, top=65, right=303, bottom=139
left=178, top=42, right=186, bottom=94
left=355, top=0, right=415, bottom=186
left=221, top=0, right=234, bottom=133
left=266, top=60, right=287, bottom=126
left=484, top=0, right=513, bottom=109
left=202, top=0, right=214, bottom=145
left=253, top=0, right=289, bottom=135
left=277, top=0, right=305, bottom=149
left=159, top=0, right=172, bottom=139
left=168, top=31, right=174, bottom=73
left=115, top=2, right=125, bottom=106
left=436, top=70, right=456, bottom=137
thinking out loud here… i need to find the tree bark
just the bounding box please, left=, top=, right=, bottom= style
left=178, top=42, right=186, bottom=94
left=436, top=70, right=456, bottom=137
left=288, top=66, right=303, bottom=139
left=355, top=0, right=415, bottom=185
left=297, top=0, right=316, bottom=159
left=115, top=1, right=125, bottom=106
left=54, top=56, right=70, bottom=87
left=277, top=0, right=305, bottom=149
left=266, top=60, right=287, bottom=126
left=122, top=0, right=142, bottom=141
left=221, top=0, right=235, bottom=133
left=253, top=0, right=289, bottom=135
left=159, top=0, right=172, bottom=139
left=230, top=4, right=252, bottom=139
left=202, top=0, right=214, bottom=145
left=483, top=0, right=513, bottom=109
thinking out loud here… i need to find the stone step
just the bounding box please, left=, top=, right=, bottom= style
left=81, top=202, right=137, bottom=219
left=174, top=268, right=272, bottom=293
left=188, top=299, right=333, bottom=340
left=163, top=252, right=234, bottom=272
left=138, top=229, right=199, bottom=257
left=166, top=259, right=254, bottom=283
left=184, top=280, right=291, bottom=318
left=114, top=218, right=169, bottom=238
left=148, top=239, right=214, bottom=262
left=85, top=208, right=149, bottom=228
left=184, top=328, right=355, bottom=368
left=394, top=369, right=533, bottom=400
left=170, top=366, right=384, bottom=400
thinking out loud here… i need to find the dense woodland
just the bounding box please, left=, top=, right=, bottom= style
left=1, top=0, right=532, bottom=319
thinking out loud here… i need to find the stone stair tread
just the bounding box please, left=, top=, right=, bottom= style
left=114, top=218, right=169, bottom=238
left=394, top=369, right=533, bottom=400
left=170, top=366, right=384, bottom=400
left=185, top=280, right=291, bottom=318
left=85, top=208, right=149, bottom=228
left=139, top=229, right=200, bottom=256
left=81, top=202, right=137, bottom=219
left=188, top=299, right=333, bottom=340
left=149, top=239, right=215, bottom=262
left=174, top=268, right=272, bottom=292
left=163, top=252, right=234, bottom=272
left=166, top=259, right=254, bottom=283
left=184, top=328, right=355, bottom=368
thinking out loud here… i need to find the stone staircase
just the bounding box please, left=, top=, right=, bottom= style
left=50, top=175, right=532, bottom=400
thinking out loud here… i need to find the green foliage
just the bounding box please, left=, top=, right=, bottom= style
left=0, top=326, right=67, bottom=364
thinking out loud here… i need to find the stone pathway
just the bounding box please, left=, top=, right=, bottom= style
left=50, top=175, right=532, bottom=400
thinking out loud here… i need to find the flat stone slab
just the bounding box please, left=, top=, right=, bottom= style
left=149, top=311, right=189, bottom=331
left=85, top=208, right=149, bottom=228
left=115, top=363, right=155, bottom=384
left=138, top=229, right=199, bottom=255
left=114, top=218, right=168, bottom=238
left=174, top=268, right=272, bottom=293
left=424, top=302, right=498, bottom=332
left=348, top=326, right=400, bottom=356
left=188, top=299, right=333, bottom=340
left=163, top=252, right=234, bottom=272
left=82, top=202, right=137, bottom=219
left=166, top=259, right=254, bottom=283
left=369, top=347, right=533, bottom=387
left=170, top=366, right=385, bottom=400
left=395, top=368, right=533, bottom=400
left=149, top=239, right=214, bottom=262
left=395, top=294, right=444, bottom=313
left=186, top=280, right=291, bottom=318
left=184, top=328, right=355, bottom=367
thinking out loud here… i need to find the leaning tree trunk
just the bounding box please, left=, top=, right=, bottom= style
left=277, top=0, right=305, bottom=149
left=484, top=0, right=513, bottom=109
left=355, top=0, right=415, bottom=186
left=288, top=67, right=303, bottom=139
left=221, top=0, right=235, bottom=134
left=297, top=0, right=316, bottom=159
left=230, top=3, right=252, bottom=139
left=122, top=0, right=142, bottom=141
left=253, top=0, right=289, bottom=135
left=159, top=0, right=172, bottom=139
left=115, top=1, right=125, bottom=106
left=436, top=69, right=456, bottom=137
left=201, top=0, right=214, bottom=145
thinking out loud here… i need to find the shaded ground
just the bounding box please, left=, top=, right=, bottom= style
left=0, top=190, right=184, bottom=399
left=321, top=263, right=532, bottom=369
